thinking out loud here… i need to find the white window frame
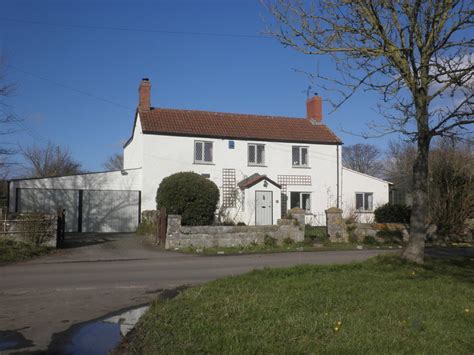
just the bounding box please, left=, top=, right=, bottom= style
left=355, top=192, right=373, bottom=211
left=194, top=140, right=213, bottom=164
left=248, top=143, right=265, bottom=166
left=290, top=191, right=311, bottom=212
left=292, top=146, right=309, bottom=167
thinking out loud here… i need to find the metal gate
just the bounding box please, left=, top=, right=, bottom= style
left=255, top=191, right=273, bottom=225
left=16, top=188, right=141, bottom=233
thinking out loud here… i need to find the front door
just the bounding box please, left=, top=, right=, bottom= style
left=255, top=191, right=273, bottom=225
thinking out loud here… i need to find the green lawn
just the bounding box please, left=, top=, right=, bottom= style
left=123, top=255, right=474, bottom=354
left=0, top=239, right=52, bottom=264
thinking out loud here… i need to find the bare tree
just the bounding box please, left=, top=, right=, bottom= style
left=0, top=56, right=17, bottom=178
left=265, top=0, right=473, bottom=263
left=22, top=142, right=82, bottom=178
left=428, top=138, right=473, bottom=237
left=384, top=141, right=417, bottom=202
left=103, top=153, right=123, bottom=171
left=343, top=144, right=383, bottom=177
left=385, top=137, right=473, bottom=237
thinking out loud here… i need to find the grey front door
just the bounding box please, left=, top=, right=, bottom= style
left=255, top=191, right=273, bottom=225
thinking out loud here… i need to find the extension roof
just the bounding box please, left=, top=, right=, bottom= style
left=238, top=173, right=281, bottom=190
left=135, top=108, right=342, bottom=145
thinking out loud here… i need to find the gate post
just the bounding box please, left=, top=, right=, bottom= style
left=56, top=208, right=65, bottom=248
left=155, top=208, right=167, bottom=246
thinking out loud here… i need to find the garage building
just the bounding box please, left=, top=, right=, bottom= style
left=8, top=168, right=142, bottom=233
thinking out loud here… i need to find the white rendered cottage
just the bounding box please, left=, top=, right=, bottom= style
left=8, top=78, right=390, bottom=232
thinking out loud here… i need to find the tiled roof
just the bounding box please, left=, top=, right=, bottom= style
left=138, top=108, right=341, bottom=144
left=238, top=173, right=281, bottom=190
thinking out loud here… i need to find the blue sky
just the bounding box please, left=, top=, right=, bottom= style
left=1, top=0, right=396, bottom=174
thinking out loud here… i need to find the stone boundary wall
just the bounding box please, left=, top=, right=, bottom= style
left=1, top=213, right=58, bottom=247
left=350, top=223, right=409, bottom=242
left=165, top=215, right=305, bottom=250
left=325, top=207, right=409, bottom=243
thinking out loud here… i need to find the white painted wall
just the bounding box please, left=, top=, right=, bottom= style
left=123, top=116, right=144, bottom=169
left=341, top=167, right=390, bottom=222
left=139, top=131, right=341, bottom=222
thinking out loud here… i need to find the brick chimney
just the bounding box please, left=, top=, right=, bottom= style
left=138, top=78, right=151, bottom=111
left=306, top=96, right=322, bottom=122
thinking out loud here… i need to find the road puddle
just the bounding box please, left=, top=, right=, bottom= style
left=48, top=305, right=149, bottom=354
left=0, top=330, right=33, bottom=352
left=1, top=286, right=188, bottom=353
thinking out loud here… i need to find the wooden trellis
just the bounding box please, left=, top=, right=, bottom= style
left=222, top=169, right=237, bottom=208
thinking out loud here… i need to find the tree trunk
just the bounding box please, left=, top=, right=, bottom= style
left=402, top=135, right=430, bottom=264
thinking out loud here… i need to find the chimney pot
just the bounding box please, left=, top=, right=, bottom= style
left=138, top=78, right=151, bottom=111
left=306, top=96, right=322, bottom=122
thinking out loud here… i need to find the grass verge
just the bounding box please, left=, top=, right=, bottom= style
left=0, top=239, right=52, bottom=264
left=122, top=255, right=474, bottom=354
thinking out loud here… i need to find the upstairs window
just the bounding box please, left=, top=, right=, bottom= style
left=194, top=141, right=213, bottom=163
left=290, top=192, right=311, bottom=212
left=292, top=146, right=308, bottom=166
left=248, top=144, right=265, bottom=166
left=356, top=192, right=373, bottom=211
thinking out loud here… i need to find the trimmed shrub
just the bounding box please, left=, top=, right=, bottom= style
left=156, top=172, right=220, bottom=226
left=374, top=203, right=411, bottom=223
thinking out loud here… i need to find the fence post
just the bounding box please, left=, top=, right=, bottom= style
left=56, top=208, right=65, bottom=248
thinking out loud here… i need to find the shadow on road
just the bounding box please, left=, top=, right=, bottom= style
left=62, top=233, right=132, bottom=249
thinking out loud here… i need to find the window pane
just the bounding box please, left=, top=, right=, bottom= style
left=195, top=142, right=203, bottom=161
left=292, top=146, right=300, bottom=165
left=356, top=193, right=363, bottom=210
left=365, top=193, right=373, bottom=210
left=301, top=148, right=308, bottom=165
left=248, top=145, right=255, bottom=163
left=257, top=145, right=265, bottom=164
left=204, top=142, right=213, bottom=162
left=290, top=192, right=300, bottom=209
left=302, top=193, right=311, bottom=211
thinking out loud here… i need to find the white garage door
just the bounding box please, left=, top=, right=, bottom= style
left=82, top=190, right=140, bottom=233
left=17, top=188, right=79, bottom=232
left=16, top=188, right=140, bottom=233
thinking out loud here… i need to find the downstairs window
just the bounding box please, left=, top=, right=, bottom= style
left=355, top=192, right=373, bottom=211
left=290, top=192, right=311, bottom=212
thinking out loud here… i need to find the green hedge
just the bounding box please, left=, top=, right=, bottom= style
left=374, top=203, right=411, bottom=223
left=156, top=172, right=220, bottom=226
